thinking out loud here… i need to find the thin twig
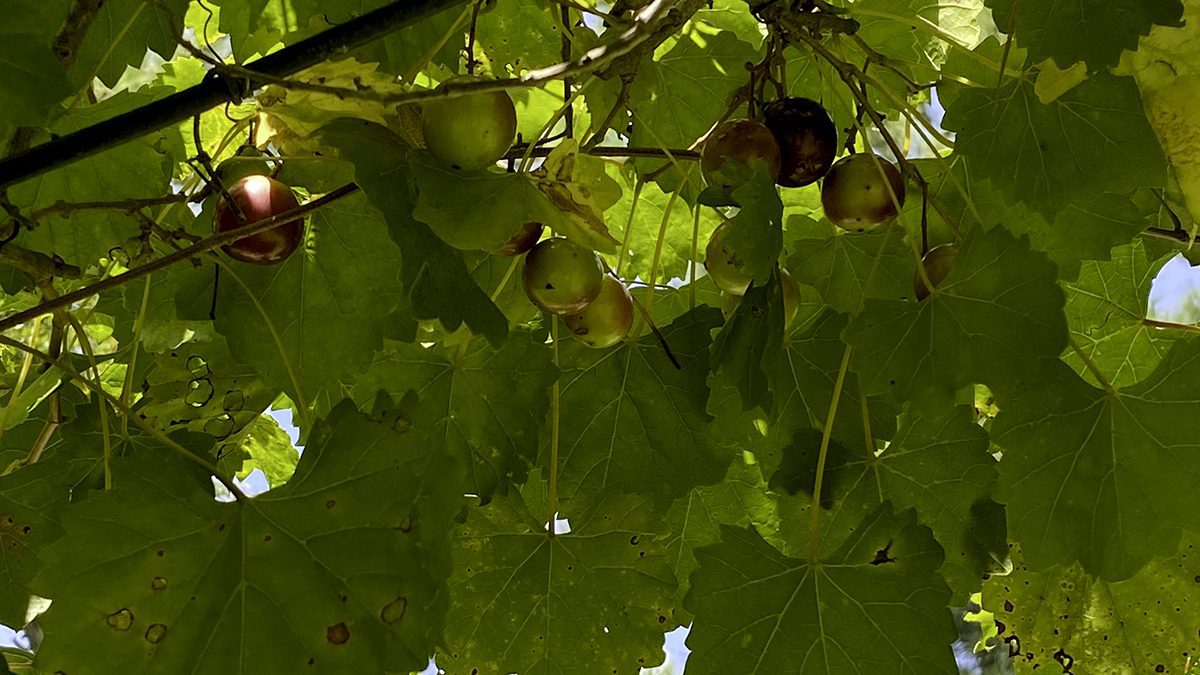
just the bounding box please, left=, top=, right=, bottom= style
left=0, top=184, right=361, bottom=335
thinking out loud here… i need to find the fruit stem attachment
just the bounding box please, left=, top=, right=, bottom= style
left=809, top=345, right=853, bottom=562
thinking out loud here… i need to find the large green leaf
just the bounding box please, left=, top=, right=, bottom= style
left=175, top=192, right=406, bottom=405
left=984, top=539, right=1200, bottom=673
left=1061, top=239, right=1178, bottom=388
left=986, top=0, right=1183, bottom=71
left=350, top=332, right=557, bottom=502
left=319, top=118, right=509, bottom=345
left=685, top=503, right=957, bottom=674
left=786, top=224, right=915, bottom=313
left=67, top=0, right=189, bottom=86
left=12, top=89, right=184, bottom=267
left=441, top=480, right=676, bottom=674
left=770, top=405, right=1004, bottom=598
left=552, top=307, right=727, bottom=510
left=845, top=226, right=1068, bottom=402
left=994, top=345, right=1200, bottom=580
left=941, top=73, right=1167, bottom=216
left=32, top=398, right=461, bottom=674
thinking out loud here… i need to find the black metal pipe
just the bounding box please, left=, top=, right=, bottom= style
left=0, top=0, right=464, bottom=189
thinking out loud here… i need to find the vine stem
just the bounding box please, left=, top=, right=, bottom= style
left=0, top=334, right=242, bottom=499
left=548, top=316, right=561, bottom=539
left=0, top=183, right=360, bottom=335
left=0, top=315, right=43, bottom=444
left=1068, top=337, right=1114, bottom=395
left=1144, top=318, right=1200, bottom=334
left=615, top=180, right=645, bottom=277
left=640, top=166, right=691, bottom=319
left=810, top=345, right=853, bottom=563
left=688, top=204, right=701, bottom=310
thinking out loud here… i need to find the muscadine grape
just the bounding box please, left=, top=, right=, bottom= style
left=762, top=97, right=837, bottom=188
left=564, top=275, right=634, bottom=348
left=421, top=75, right=517, bottom=171
left=914, top=243, right=958, bottom=300
left=820, top=153, right=906, bottom=231
left=700, top=119, right=782, bottom=188
left=704, top=221, right=753, bottom=295
left=214, top=175, right=304, bottom=265
left=522, top=237, right=605, bottom=314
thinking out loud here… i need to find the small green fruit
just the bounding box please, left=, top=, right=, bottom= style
left=704, top=221, right=753, bottom=295
left=564, top=275, right=634, bottom=348
left=700, top=119, right=782, bottom=188
left=820, top=153, right=906, bottom=231
left=421, top=75, right=517, bottom=171
left=522, top=237, right=605, bottom=314
left=914, top=243, right=958, bottom=300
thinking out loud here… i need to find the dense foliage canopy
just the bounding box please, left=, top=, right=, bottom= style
left=1, top=0, right=1199, bottom=672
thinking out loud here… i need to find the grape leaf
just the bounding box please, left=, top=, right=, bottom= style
left=941, top=73, right=1167, bottom=216
left=993, top=345, right=1200, bottom=580
left=723, top=309, right=898, bottom=480
left=553, top=307, right=726, bottom=510
left=32, top=397, right=461, bottom=674
left=770, top=405, right=1003, bottom=598
left=1061, top=239, right=1178, bottom=388
left=685, top=503, right=957, bottom=674
left=918, top=156, right=1152, bottom=279
left=440, top=481, right=675, bottom=674
left=711, top=271, right=786, bottom=413
left=477, top=0, right=562, bottom=70
left=11, top=89, right=184, bottom=267
left=224, top=413, right=299, bottom=489
left=786, top=224, right=915, bottom=313
left=985, top=0, right=1183, bottom=71
left=662, top=454, right=779, bottom=623
left=350, top=332, right=557, bottom=502
left=724, top=168, right=785, bottom=285
left=70, top=0, right=189, bottom=87
left=178, top=192, right=406, bottom=405
left=0, top=35, right=70, bottom=138
left=984, top=539, right=1200, bottom=673
left=319, top=118, right=509, bottom=345
left=845, top=226, right=1068, bottom=403
left=134, top=333, right=278, bottom=440
left=412, top=157, right=559, bottom=251
left=629, top=30, right=759, bottom=194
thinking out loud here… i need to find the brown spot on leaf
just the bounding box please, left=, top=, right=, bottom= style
left=145, top=623, right=167, bottom=644
left=326, top=622, right=349, bottom=645
left=106, top=608, right=134, bottom=631
left=380, top=597, right=407, bottom=625
left=1004, top=600, right=1014, bottom=613
left=325, top=499, right=336, bottom=510
left=151, top=577, right=167, bottom=591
